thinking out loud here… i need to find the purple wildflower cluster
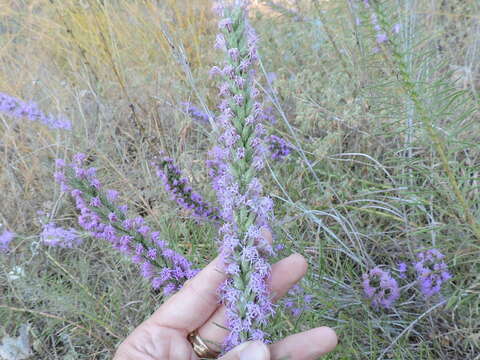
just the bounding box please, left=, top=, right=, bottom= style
left=0, top=92, right=71, bottom=130
left=362, top=249, right=451, bottom=309
left=210, top=0, right=276, bottom=349
left=283, top=284, right=314, bottom=318
left=362, top=267, right=400, bottom=309
left=267, top=135, right=292, bottom=161
left=54, top=154, right=197, bottom=294
left=414, top=249, right=451, bottom=298
left=152, top=156, right=220, bottom=222
left=40, top=222, right=83, bottom=248
left=0, top=229, right=15, bottom=253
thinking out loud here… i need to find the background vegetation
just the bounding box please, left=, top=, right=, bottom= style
left=1, top=0, right=479, bottom=358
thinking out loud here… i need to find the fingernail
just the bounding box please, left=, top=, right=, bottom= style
left=239, top=341, right=268, bottom=360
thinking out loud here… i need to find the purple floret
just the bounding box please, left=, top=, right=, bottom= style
left=40, top=223, right=83, bottom=248
left=152, top=156, right=220, bottom=222
left=362, top=267, right=400, bottom=309
left=0, top=230, right=15, bottom=253
left=398, top=262, right=408, bottom=279
left=267, top=135, right=292, bottom=160
left=414, top=249, right=451, bottom=298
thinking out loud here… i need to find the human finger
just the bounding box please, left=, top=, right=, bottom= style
left=147, top=229, right=274, bottom=334
left=147, top=256, right=227, bottom=333
left=218, top=341, right=270, bottom=360
left=269, top=327, right=338, bottom=360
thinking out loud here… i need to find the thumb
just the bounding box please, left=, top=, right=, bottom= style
left=218, top=341, right=270, bottom=360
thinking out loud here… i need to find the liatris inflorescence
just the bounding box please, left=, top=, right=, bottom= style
left=414, top=249, right=451, bottom=298
left=40, top=222, right=83, bottom=248
left=152, top=156, right=220, bottom=222
left=210, top=1, right=275, bottom=349
left=0, top=92, right=71, bottom=130
left=54, top=154, right=197, bottom=294
left=0, top=229, right=15, bottom=253
left=362, top=267, right=400, bottom=309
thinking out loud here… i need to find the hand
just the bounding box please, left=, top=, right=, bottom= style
left=114, top=250, right=337, bottom=359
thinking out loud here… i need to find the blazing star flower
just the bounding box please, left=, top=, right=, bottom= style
left=152, top=156, right=220, bottom=222
left=55, top=154, right=197, bottom=294
left=0, top=92, right=71, bottom=130
left=414, top=249, right=451, bottom=298
left=0, top=230, right=15, bottom=253
left=267, top=135, right=292, bottom=160
left=210, top=1, right=275, bottom=349
left=40, top=223, right=83, bottom=248
left=362, top=267, right=400, bottom=309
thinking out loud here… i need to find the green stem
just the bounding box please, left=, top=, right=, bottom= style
left=373, top=3, right=480, bottom=241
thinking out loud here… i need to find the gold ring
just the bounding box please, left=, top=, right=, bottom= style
left=188, top=331, right=221, bottom=359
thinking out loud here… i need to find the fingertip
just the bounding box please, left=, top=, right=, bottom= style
left=269, top=326, right=338, bottom=359
left=239, top=341, right=270, bottom=360
left=315, top=326, right=338, bottom=353
left=289, top=253, right=308, bottom=276
left=220, top=341, right=270, bottom=360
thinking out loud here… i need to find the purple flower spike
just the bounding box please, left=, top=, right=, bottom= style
left=0, top=92, right=71, bottom=130
left=414, top=249, right=451, bottom=298
left=152, top=156, right=220, bottom=222
left=54, top=154, right=197, bottom=293
left=362, top=267, right=400, bottom=309
left=211, top=1, right=275, bottom=350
